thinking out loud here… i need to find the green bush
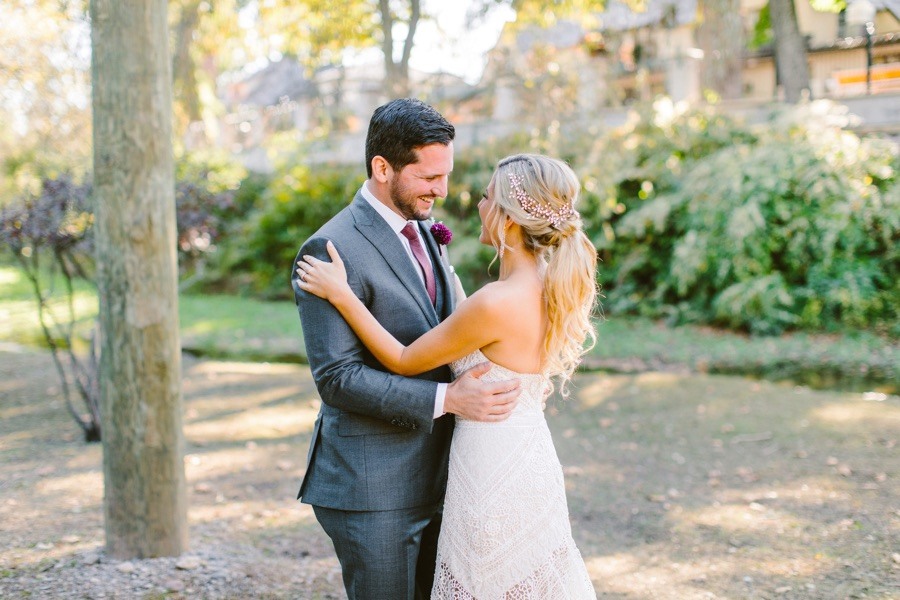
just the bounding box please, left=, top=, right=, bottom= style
left=224, top=164, right=364, bottom=299
left=597, top=100, right=899, bottom=334
left=209, top=100, right=898, bottom=335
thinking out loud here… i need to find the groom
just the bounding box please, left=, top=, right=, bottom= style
left=291, top=98, right=521, bottom=600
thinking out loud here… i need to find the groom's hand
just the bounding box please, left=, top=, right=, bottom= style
left=444, top=362, right=520, bottom=422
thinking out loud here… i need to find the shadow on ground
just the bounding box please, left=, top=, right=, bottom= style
left=1, top=348, right=897, bottom=599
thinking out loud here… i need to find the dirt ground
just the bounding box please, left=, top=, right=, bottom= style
left=1, top=345, right=898, bottom=599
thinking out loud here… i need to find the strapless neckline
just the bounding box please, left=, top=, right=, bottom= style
left=449, top=349, right=551, bottom=419
left=456, top=349, right=545, bottom=378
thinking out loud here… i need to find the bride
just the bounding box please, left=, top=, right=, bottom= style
left=296, top=153, right=598, bottom=599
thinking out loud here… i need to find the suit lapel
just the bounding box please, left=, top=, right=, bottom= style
left=418, top=220, right=453, bottom=320
left=350, top=195, right=439, bottom=327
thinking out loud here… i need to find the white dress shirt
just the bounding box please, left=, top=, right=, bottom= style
left=360, top=182, right=447, bottom=418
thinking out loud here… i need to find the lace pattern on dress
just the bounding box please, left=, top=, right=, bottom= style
left=431, top=350, right=597, bottom=599
left=434, top=542, right=595, bottom=600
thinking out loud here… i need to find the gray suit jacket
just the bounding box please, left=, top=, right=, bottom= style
left=292, top=192, right=456, bottom=511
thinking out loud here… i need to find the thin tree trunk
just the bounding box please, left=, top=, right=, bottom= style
left=172, top=0, right=203, bottom=132
left=697, top=0, right=744, bottom=99
left=396, top=0, right=420, bottom=98
left=769, top=0, right=811, bottom=102
left=378, top=0, right=397, bottom=98
left=90, top=0, right=187, bottom=559
left=378, top=0, right=418, bottom=98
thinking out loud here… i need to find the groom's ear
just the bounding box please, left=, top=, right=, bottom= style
left=371, top=156, right=392, bottom=183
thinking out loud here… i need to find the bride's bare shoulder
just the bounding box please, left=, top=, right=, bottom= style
left=464, top=279, right=541, bottom=316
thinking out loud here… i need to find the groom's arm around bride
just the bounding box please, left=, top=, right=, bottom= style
left=290, top=98, right=521, bottom=600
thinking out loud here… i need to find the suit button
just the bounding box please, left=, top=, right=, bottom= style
left=391, top=419, right=399, bottom=426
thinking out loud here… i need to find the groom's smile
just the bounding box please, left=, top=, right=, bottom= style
left=385, top=142, right=454, bottom=221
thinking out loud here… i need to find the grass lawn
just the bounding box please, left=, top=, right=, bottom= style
left=1, top=265, right=896, bottom=392
left=0, top=265, right=304, bottom=362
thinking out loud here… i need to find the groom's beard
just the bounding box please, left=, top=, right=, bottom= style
left=390, top=177, right=436, bottom=221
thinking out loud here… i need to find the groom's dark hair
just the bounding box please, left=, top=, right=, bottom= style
left=365, top=98, right=455, bottom=179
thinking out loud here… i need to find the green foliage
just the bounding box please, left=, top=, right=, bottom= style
left=577, top=99, right=755, bottom=322
left=221, top=163, right=364, bottom=298
left=595, top=100, right=899, bottom=334
left=6, top=264, right=893, bottom=390
left=809, top=0, right=846, bottom=13
left=173, top=153, right=247, bottom=281
left=176, top=100, right=896, bottom=337
left=223, top=100, right=897, bottom=335
left=176, top=148, right=248, bottom=193
left=750, top=2, right=773, bottom=49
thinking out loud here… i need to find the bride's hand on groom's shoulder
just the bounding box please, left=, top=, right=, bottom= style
left=296, top=240, right=352, bottom=304
left=444, top=362, right=520, bottom=422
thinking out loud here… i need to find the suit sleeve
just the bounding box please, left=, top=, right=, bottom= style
left=292, top=236, right=439, bottom=433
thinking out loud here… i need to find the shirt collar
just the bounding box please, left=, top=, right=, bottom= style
left=361, top=180, right=413, bottom=236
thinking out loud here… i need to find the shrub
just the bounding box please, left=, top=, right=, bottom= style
left=598, top=100, right=899, bottom=334
left=226, top=164, right=364, bottom=299
left=0, top=175, right=100, bottom=441
left=169, top=150, right=249, bottom=287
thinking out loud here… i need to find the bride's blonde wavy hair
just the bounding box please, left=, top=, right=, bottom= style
left=485, top=154, right=599, bottom=396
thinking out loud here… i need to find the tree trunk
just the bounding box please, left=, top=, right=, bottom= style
left=769, top=0, right=811, bottom=102
left=396, top=0, right=420, bottom=98
left=378, top=0, right=419, bottom=98
left=172, top=0, right=203, bottom=133
left=697, top=0, right=744, bottom=99
left=378, top=0, right=398, bottom=98
left=90, top=0, right=187, bottom=559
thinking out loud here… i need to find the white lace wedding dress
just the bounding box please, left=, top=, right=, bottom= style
left=432, top=350, right=596, bottom=599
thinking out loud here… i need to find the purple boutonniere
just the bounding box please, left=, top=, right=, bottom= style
left=430, top=221, right=453, bottom=246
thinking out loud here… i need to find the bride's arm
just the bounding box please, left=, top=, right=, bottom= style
left=297, top=241, right=503, bottom=376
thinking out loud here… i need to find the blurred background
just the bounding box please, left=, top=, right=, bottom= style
left=1, top=0, right=897, bottom=393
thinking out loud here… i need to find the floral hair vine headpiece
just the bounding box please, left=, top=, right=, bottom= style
left=507, top=172, right=576, bottom=229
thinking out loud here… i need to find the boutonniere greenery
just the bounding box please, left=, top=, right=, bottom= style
left=430, top=221, right=453, bottom=246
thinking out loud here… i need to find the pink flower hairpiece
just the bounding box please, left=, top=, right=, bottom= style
left=508, top=172, right=576, bottom=229
left=430, top=221, right=453, bottom=246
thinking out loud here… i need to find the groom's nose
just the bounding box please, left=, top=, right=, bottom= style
left=431, top=177, right=448, bottom=199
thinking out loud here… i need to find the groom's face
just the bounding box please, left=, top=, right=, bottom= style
left=388, top=142, right=454, bottom=221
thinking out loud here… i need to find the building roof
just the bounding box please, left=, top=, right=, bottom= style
left=872, top=0, right=900, bottom=21
left=232, top=59, right=317, bottom=107
left=514, top=20, right=586, bottom=52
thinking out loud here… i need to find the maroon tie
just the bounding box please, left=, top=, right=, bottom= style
left=401, top=222, right=436, bottom=305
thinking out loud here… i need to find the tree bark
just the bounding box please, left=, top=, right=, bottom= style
left=90, top=0, right=187, bottom=558
left=378, top=0, right=419, bottom=98
left=696, top=0, right=744, bottom=99
left=769, top=0, right=811, bottom=102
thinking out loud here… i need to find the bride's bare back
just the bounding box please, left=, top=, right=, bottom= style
left=465, top=271, right=547, bottom=375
